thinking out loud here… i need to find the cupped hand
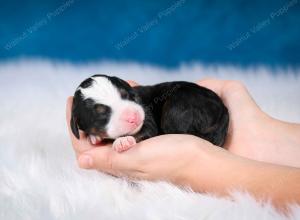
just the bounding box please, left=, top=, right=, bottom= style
left=65, top=79, right=264, bottom=181
left=66, top=97, right=224, bottom=185
left=197, top=79, right=300, bottom=167
left=196, top=79, right=267, bottom=157
left=66, top=78, right=300, bottom=187
left=66, top=79, right=300, bottom=208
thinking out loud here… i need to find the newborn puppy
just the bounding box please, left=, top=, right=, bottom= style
left=71, top=74, right=229, bottom=152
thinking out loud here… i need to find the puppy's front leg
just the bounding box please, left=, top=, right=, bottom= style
left=112, top=136, right=136, bottom=153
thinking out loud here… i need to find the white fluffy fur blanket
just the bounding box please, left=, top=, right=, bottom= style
left=0, top=60, right=300, bottom=220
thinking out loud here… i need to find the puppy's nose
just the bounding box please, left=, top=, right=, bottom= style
left=126, top=111, right=140, bottom=124
left=122, top=110, right=141, bottom=125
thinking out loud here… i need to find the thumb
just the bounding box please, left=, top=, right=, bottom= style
left=78, top=145, right=140, bottom=177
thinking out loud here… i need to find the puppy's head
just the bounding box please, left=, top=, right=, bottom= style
left=71, top=75, right=145, bottom=139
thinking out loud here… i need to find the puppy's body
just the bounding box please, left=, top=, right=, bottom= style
left=133, top=82, right=229, bottom=146
left=71, top=75, right=229, bottom=151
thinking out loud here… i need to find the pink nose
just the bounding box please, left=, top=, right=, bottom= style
left=121, top=109, right=141, bottom=125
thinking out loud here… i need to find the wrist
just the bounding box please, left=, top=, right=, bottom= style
left=181, top=141, right=300, bottom=209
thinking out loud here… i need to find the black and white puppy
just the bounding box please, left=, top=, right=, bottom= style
left=71, top=74, right=229, bottom=152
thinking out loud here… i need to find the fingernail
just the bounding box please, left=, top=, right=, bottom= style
left=78, top=155, right=93, bottom=168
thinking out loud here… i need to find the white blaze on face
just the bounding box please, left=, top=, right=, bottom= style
left=79, top=76, right=145, bottom=138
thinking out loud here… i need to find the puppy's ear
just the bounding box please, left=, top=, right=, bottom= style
left=70, top=113, right=80, bottom=139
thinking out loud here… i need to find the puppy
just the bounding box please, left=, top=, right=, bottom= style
left=70, top=75, right=229, bottom=152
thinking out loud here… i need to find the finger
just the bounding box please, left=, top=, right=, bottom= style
left=66, top=96, right=75, bottom=139
left=78, top=146, right=113, bottom=171
left=126, top=80, right=139, bottom=87
left=197, top=79, right=249, bottom=100
left=66, top=96, right=95, bottom=153
left=196, top=78, right=225, bottom=97
left=78, top=145, right=135, bottom=173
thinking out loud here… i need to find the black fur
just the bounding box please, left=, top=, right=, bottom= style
left=71, top=75, right=229, bottom=146
left=133, top=82, right=229, bottom=146
left=71, top=83, right=112, bottom=138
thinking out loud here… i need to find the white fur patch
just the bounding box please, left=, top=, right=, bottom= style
left=79, top=76, right=121, bottom=107
left=79, top=76, right=145, bottom=138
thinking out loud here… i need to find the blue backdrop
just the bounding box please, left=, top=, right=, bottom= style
left=0, top=0, right=299, bottom=67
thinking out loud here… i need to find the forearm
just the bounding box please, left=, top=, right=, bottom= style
left=184, top=146, right=300, bottom=208
left=263, top=117, right=300, bottom=167
left=274, top=119, right=300, bottom=147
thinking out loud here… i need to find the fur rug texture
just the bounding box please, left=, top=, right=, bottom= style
left=0, top=59, right=300, bottom=220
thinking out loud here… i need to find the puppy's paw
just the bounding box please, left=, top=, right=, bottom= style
left=112, top=136, right=136, bottom=153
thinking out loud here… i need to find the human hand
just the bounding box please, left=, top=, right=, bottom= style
left=65, top=79, right=265, bottom=179
left=66, top=97, right=225, bottom=185
left=196, top=79, right=265, bottom=155
left=66, top=79, right=300, bottom=207
left=197, top=79, right=300, bottom=167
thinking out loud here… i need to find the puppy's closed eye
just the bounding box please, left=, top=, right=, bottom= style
left=119, top=88, right=129, bottom=99
left=94, top=104, right=108, bottom=114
